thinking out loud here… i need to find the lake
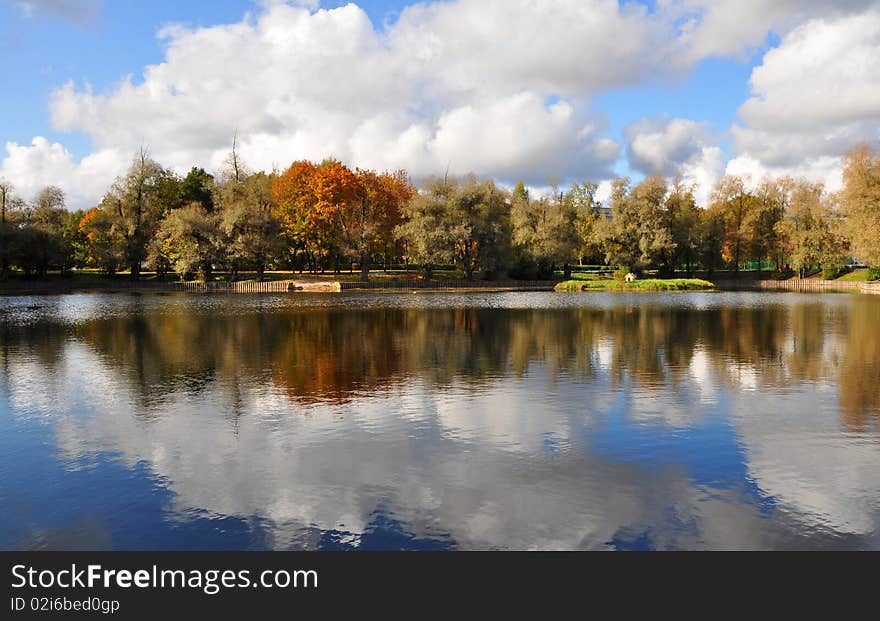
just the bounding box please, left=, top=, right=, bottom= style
left=1, top=291, right=879, bottom=550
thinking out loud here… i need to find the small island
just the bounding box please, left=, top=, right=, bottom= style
left=556, top=277, right=715, bottom=292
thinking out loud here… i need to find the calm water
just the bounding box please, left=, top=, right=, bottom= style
left=1, top=291, right=879, bottom=550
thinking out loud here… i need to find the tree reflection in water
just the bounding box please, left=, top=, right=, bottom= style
left=1, top=292, right=878, bottom=550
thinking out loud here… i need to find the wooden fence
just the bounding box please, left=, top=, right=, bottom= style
left=172, top=280, right=341, bottom=293
left=715, top=279, right=880, bottom=295
left=339, top=280, right=556, bottom=291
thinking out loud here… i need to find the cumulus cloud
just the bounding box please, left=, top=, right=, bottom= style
left=726, top=8, right=880, bottom=189
left=681, top=145, right=725, bottom=206
left=624, top=116, right=710, bottom=176
left=388, top=0, right=663, bottom=98
left=15, top=1, right=670, bottom=207
left=0, top=138, right=126, bottom=207
left=725, top=155, right=846, bottom=193
left=623, top=116, right=724, bottom=205
left=665, top=0, right=876, bottom=64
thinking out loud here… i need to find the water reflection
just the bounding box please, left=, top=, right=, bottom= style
left=1, top=292, right=879, bottom=550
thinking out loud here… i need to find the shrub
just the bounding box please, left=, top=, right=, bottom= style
left=868, top=267, right=880, bottom=281
left=554, top=280, right=584, bottom=292
left=625, top=278, right=715, bottom=291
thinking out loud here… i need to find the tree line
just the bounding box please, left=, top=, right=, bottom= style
left=0, top=143, right=878, bottom=282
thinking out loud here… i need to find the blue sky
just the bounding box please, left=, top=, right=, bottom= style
left=0, top=0, right=877, bottom=207
left=0, top=1, right=422, bottom=147
left=0, top=1, right=261, bottom=155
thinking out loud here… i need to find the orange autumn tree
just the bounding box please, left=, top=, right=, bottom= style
left=310, top=160, right=359, bottom=272
left=78, top=207, right=126, bottom=274
left=272, top=160, right=325, bottom=270
left=273, top=159, right=412, bottom=279
left=339, top=168, right=412, bottom=280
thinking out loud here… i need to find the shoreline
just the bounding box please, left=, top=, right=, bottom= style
left=2, top=277, right=879, bottom=296
left=0, top=278, right=557, bottom=296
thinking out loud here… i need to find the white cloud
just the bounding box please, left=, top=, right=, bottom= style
left=0, top=138, right=125, bottom=207
left=388, top=0, right=662, bottom=98
left=725, top=154, right=845, bottom=193
left=665, top=0, right=876, bottom=63
left=681, top=145, right=725, bottom=206
left=624, top=116, right=710, bottom=176
left=595, top=180, right=613, bottom=205
left=426, top=94, right=619, bottom=184
left=15, top=1, right=654, bottom=206
left=623, top=116, right=723, bottom=205
left=726, top=8, right=880, bottom=188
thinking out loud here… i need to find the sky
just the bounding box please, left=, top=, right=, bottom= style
left=0, top=0, right=878, bottom=209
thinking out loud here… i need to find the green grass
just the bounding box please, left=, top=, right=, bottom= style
left=836, top=269, right=871, bottom=282
left=555, top=278, right=715, bottom=292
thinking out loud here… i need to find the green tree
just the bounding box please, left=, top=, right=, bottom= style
left=156, top=203, right=221, bottom=281
left=599, top=176, right=675, bottom=273
left=598, top=178, right=641, bottom=271
left=698, top=205, right=726, bottom=277
left=511, top=182, right=596, bottom=279
left=145, top=231, right=173, bottom=280
left=396, top=178, right=455, bottom=279
left=709, top=175, right=755, bottom=274
left=179, top=167, right=215, bottom=212
left=840, top=143, right=880, bottom=269
left=24, top=186, right=68, bottom=276
left=632, top=175, right=676, bottom=272
left=0, top=179, right=26, bottom=278
left=750, top=177, right=791, bottom=272
left=105, top=149, right=172, bottom=279
left=397, top=175, right=510, bottom=280
left=447, top=175, right=511, bottom=280
left=776, top=180, right=846, bottom=278
left=218, top=172, right=282, bottom=281
left=664, top=178, right=701, bottom=276
left=570, top=182, right=603, bottom=267
left=509, top=181, right=551, bottom=279
left=61, top=209, right=88, bottom=270
left=512, top=181, right=529, bottom=204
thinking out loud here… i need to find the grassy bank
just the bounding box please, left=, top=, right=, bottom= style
left=836, top=269, right=872, bottom=282
left=555, top=278, right=715, bottom=292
